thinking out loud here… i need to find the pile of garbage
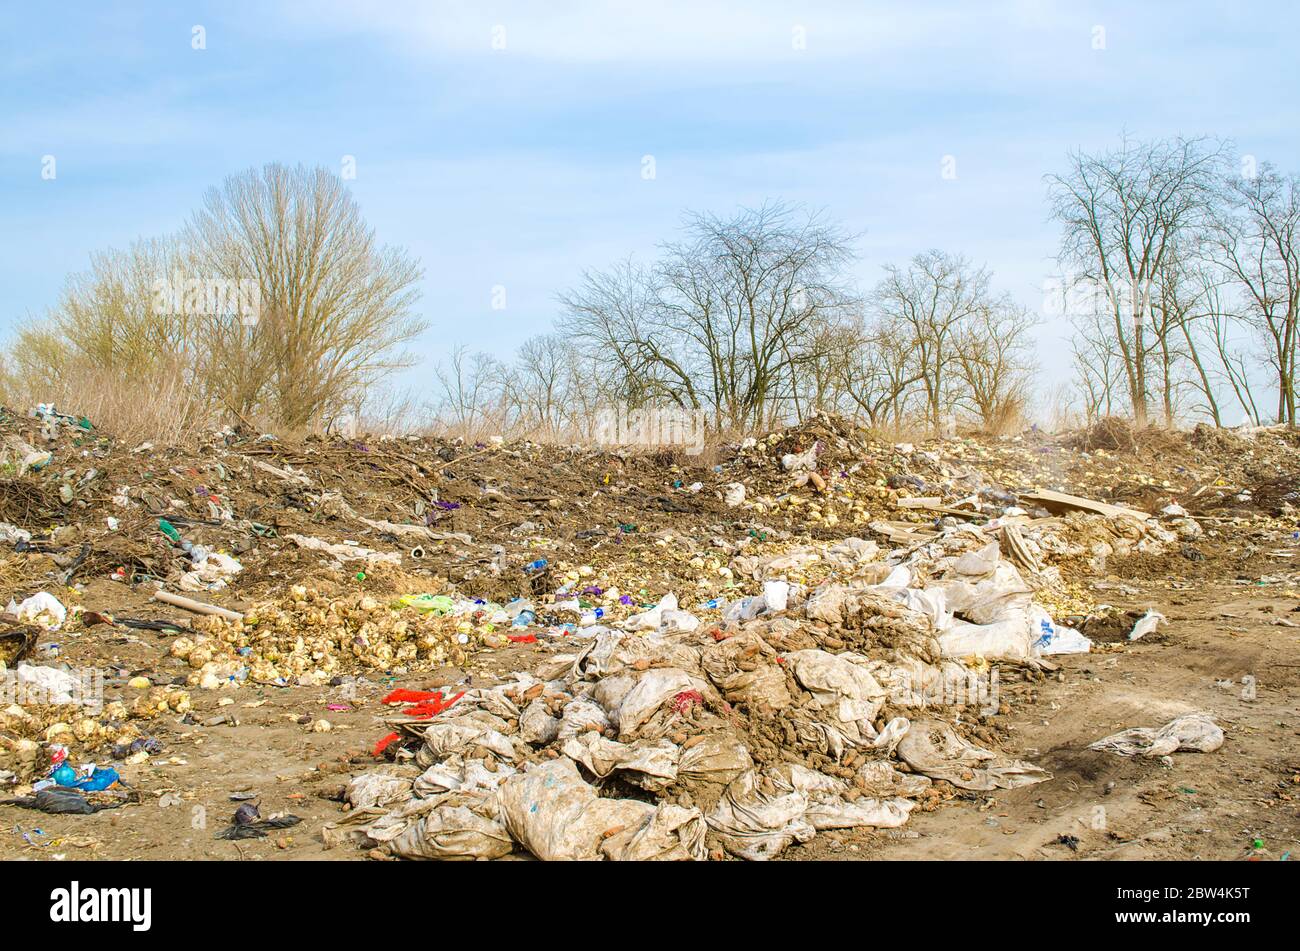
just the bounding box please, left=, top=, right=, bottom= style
left=2, top=402, right=1292, bottom=851
left=0, top=671, right=185, bottom=785
left=165, top=586, right=487, bottom=689
left=327, top=532, right=1079, bottom=861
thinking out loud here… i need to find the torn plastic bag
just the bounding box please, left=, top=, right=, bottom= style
left=345, top=770, right=415, bottom=810
left=895, top=719, right=1051, bottom=790
left=771, top=763, right=913, bottom=832
left=622, top=591, right=680, bottom=631
left=519, top=699, right=561, bottom=745
left=823, top=537, right=880, bottom=568
left=573, top=627, right=701, bottom=679
left=610, top=668, right=711, bottom=740
left=952, top=541, right=1003, bottom=576
left=4, top=786, right=129, bottom=814
left=855, top=760, right=933, bottom=798
left=561, top=733, right=680, bottom=791
left=937, top=560, right=1033, bottom=625
left=216, top=814, right=302, bottom=839
left=937, top=612, right=1035, bottom=662
left=804, top=794, right=912, bottom=831
left=782, top=650, right=885, bottom=741
left=14, top=664, right=82, bottom=704
left=677, top=732, right=754, bottom=787
left=371, top=790, right=514, bottom=860
left=1032, top=606, right=1091, bottom=655
left=419, top=713, right=524, bottom=765
left=497, top=758, right=705, bottom=861
left=7, top=592, right=67, bottom=630
left=1128, top=610, right=1166, bottom=641
left=600, top=802, right=707, bottom=861
left=872, top=716, right=911, bottom=752
left=700, top=630, right=791, bottom=712
left=557, top=696, right=612, bottom=740
left=1088, top=713, right=1223, bottom=756
left=707, top=768, right=816, bottom=861
left=414, top=758, right=516, bottom=796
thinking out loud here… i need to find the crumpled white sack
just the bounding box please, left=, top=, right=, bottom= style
left=1088, top=713, right=1224, bottom=757
left=896, top=718, right=1051, bottom=790
left=498, top=758, right=705, bottom=861
left=7, top=591, right=67, bottom=630
left=1128, top=610, right=1166, bottom=641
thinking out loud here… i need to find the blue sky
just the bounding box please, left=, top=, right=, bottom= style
left=3, top=1, right=1297, bottom=400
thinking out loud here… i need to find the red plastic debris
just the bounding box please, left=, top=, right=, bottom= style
left=381, top=688, right=441, bottom=705
left=379, top=687, right=466, bottom=720
left=672, top=690, right=704, bottom=714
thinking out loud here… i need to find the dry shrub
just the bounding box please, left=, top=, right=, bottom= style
left=1069, top=416, right=1140, bottom=452
left=979, top=397, right=1028, bottom=437
left=6, top=360, right=214, bottom=445
left=1070, top=416, right=1188, bottom=455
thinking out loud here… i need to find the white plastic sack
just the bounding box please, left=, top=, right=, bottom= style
left=14, top=664, right=81, bottom=704
left=896, top=719, right=1051, bottom=790
left=938, top=613, right=1034, bottom=662
left=1128, top=610, right=1166, bottom=641
left=345, top=770, right=415, bottom=810
left=7, top=592, right=66, bottom=630
left=707, top=768, right=816, bottom=861
left=498, top=759, right=705, bottom=861
left=855, top=760, right=933, bottom=798
left=373, top=791, right=514, bottom=861
left=611, top=668, right=706, bottom=740
left=1088, top=713, right=1223, bottom=756
left=782, top=650, right=886, bottom=741
left=677, top=732, right=754, bottom=786
left=519, top=699, right=561, bottom=745
left=561, top=733, right=680, bottom=791
left=1031, top=606, right=1092, bottom=655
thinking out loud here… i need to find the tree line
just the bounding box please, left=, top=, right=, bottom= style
left=3, top=136, right=1296, bottom=440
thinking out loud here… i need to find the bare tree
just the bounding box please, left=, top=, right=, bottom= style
left=1048, top=135, right=1226, bottom=425
left=432, top=345, right=504, bottom=439
left=952, top=299, right=1036, bottom=430
left=831, top=314, right=924, bottom=428
left=561, top=203, right=857, bottom=432
left=1209, top=165, right=1299, bottom=425
left=1070, top=308, right=1123, bottom=423
left=186, top=163, right=426, bottom=429
left=558, top=258, right=677, bottom=411
left=872, top=250, right=993, bottom=431
left=658, top=202, right=856, bottom=429
left=501, top=333, right=582, bottom=437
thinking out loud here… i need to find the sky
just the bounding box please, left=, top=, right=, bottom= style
left=2, top=1, right=1297, bottom=407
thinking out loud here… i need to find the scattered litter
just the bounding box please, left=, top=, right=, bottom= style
left=1128, top=610, right=1166, bottom=641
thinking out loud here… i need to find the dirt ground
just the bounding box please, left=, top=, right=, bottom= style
left=4, top=577, right=1293, bottom=862
left=1, top=412, right=1297, bottom=861
left=805, top=581, right=1300, bottom=861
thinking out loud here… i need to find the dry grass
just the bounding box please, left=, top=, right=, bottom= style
left=1068, top=416, right=1190, bottom=455
left=3, top=362, right=215, bottom=446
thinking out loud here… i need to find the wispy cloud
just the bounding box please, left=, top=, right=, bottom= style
left=2, top=0, right=1298, bottom=387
